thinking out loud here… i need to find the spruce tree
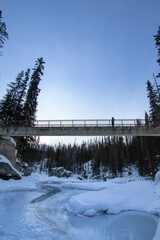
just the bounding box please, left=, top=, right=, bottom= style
left=154, top=25, right=160, bottom=69
left=145, top=27, right=160, bottom=126
left=17, top=59, right=45, bottom=155
left=16, top=69, right=30, bottom=121
left=8, top=71, right=24, bottom=120
left=146, top=80, right=160, bottom=126
left=0, top=10, right=8, bottom=55
left=0, top=91, right=12, bottom=124
left=23, top=57, right=45, bottom=126
left=0, top=71, right=24, bottom=123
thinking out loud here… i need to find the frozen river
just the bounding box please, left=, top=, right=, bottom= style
left=0, top=180, right=159, bottom=240
left=0, top=182, right=159, bottom=240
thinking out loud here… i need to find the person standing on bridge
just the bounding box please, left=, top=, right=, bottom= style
left=112, top=117, right=114, bottom=127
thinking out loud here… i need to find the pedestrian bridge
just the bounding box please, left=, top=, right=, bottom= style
left=0, top=119, right=160, bottom=137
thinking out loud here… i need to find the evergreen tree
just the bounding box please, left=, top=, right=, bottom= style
left=8, top=71, right=24, bottom=120
left=15, top=69, right=30, bottom=121
left=0, top=71, right=24, bottom=123
left=0, top=10, right=8, bottom=55
left=146, top=26, right=160, bottom=126
left=154, top=25, right=160, bottom=69
left=0, top=90, right=12, bottom=124
left=23, top=57, right=45, bottom=126
left=146, top=80, right=160, bottom=126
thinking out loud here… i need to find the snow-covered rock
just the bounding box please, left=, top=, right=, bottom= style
left=49, top=167, right=73, bottom=178
left=16, top=158, right=21, bottom=163
left=22, top=162, right=29, bottom=168
left=22, top=167, right=32, bottom=176
left=0, top=136, right=19, bottom=170
left=0, top=154, right=22, bottom=180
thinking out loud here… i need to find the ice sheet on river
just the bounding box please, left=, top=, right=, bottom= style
left=66, top=180, right=160, bottom=217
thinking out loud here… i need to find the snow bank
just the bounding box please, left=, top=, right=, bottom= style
left=0, top=172, right=46, bottom=192
left=66, top=180, right=160, bottom=217
left=154, top=171, right=160, bottom=186
left=0, top=171, right=79, bottom=192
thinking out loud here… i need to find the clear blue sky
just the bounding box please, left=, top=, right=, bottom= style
left=0, top=0, right=160, bottom=144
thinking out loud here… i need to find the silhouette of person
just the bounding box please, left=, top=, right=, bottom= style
left=112, top=117, right=114, bottom=127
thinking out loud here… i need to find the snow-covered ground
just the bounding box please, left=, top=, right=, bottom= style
left=0, top=173, right=160, bottom=239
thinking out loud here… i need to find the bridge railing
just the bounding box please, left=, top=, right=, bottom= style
left=0, top=119, right=148, bottom=128
left=35, top=119, right=146, bottom=128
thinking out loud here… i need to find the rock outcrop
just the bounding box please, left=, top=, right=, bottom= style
left=0, top=136, right=20, bottom=170
left=0, top=137, right=22, bottom=180
left=21, top=162, right=32, bottom=176
left=49, top=167, right=73, bottom=178
left=0, top=154, right=22, bottom=180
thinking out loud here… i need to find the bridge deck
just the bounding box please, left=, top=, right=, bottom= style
left=0, top=119, right=160, bottom=137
